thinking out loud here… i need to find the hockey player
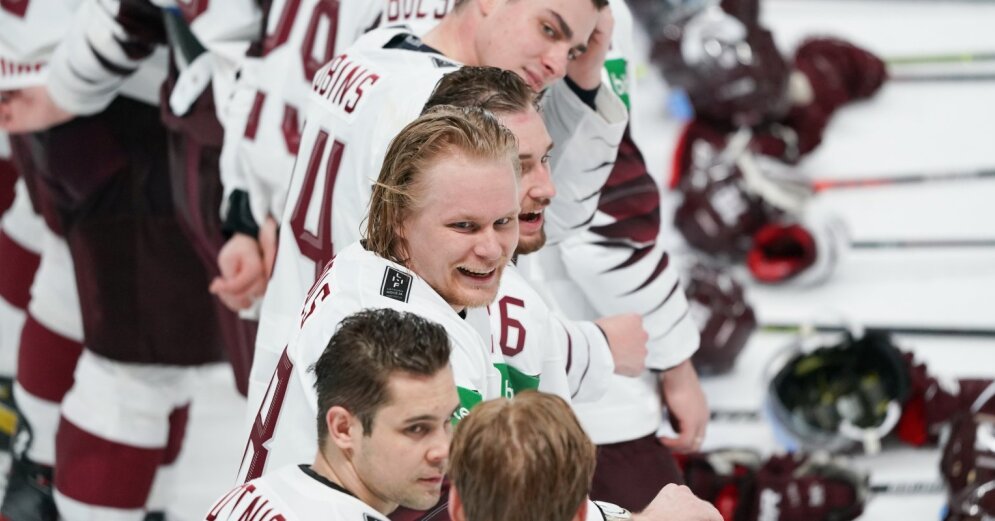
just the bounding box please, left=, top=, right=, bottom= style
left=420, top=66, right=646, bottom=404
left=449, top=391, right=723, bottom=521
left=239, top=106, right=521, bottom=484
left=372, top=2, right=710, bottom=510
left=207, top=308, right=458, bottom=521
left=251, top=0, right=628, bottom=412
left=211, top=0, right=383, bottom=313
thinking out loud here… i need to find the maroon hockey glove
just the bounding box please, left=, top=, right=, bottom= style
left=746, top=212, right=848, bottom=285
left=680, top=450, right=868, bottom=521
left=793, top=38, right=887, bottom=116
left=746, top=453, right=867, bottom=521
left=896, top=354, right=994, bottom=447
left=940, top=385, right=995, bottom=520
left=686, top=263, right=757, bottom=375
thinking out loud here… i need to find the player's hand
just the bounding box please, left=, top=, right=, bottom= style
left=259, top=215, right=278, bottom=279
left=0, top=86, right=74, bottom=134
left=209, top=232, right=267, bottom=311
left=659, top=359, right=709, bottom=453
left=633, top=484, right=722, bottom=521
left=595, top=313, right=648, bottom=377
left=566, top=5, right=614, bottom=91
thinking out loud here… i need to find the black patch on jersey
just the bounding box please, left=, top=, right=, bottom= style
left=432, top=56, right=459, bottom=69
left=363, top=515, right=379, bottom=521
left=380, top=267, right=412, bottom=303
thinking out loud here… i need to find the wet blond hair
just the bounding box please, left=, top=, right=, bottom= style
left=364, top=105, right=520, bottom=264
left=449, top=391, right=597, bottom=521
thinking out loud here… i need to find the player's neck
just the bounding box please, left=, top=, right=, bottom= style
left=312, top=450, right=396, bottom=515
left=422, top=13, right=479, bottom=66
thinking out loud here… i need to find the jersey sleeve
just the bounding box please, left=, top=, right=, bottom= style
left=554, top=315, right=614, bottom=404
left=540, top=78, right=628, bottom=245
left=46, top=0, right=166, bottom=115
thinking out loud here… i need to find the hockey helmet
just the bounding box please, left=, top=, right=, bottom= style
left=686, top=263, right=757, bottom=375
left=652, top=2, right=790, bottom=126
left=940, top=384, right=995, bottom=520
left=766, top=331, right=911, bottom=454
left=671, top=123, right=781, bottom=258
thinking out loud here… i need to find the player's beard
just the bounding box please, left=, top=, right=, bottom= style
left=515, top=227, right=547, bottom=256
left=438, top=264, right=506, bottom=310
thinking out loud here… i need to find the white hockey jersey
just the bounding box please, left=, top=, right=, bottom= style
left=493, top=264, right=614, bottom=403
left=238, top=242, right=503, bottom=484
left=220, top=0, right=383, bottom=228
left=207, top=464, right=389, bottom=521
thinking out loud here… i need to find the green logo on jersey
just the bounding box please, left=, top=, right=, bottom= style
left=603, top=57, right=630, bottom=111
left=451, top=366, right=540, bottom=424
left=453, top=387, right=482, bottom=423
left=493, top=363, right=541, bottom=399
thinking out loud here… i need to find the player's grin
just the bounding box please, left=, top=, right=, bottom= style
left=456, top=266, right=497, bottom=281
left=519, top=210, right=543, bottom=235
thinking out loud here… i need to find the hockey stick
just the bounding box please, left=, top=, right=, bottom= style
left=889, top=71, right=995, bottom=82
left=886, top=51, right=995, bottom=66
left=870, top=481, right=946, bottom=495
left=760, top=323, right=995, bottom=338
left=811, top=168, right=995, bottom=192
left=851, top=238, right=995, bottom=250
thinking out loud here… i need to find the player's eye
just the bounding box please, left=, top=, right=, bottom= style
left=495, top=217, right=514, bottom=226
left=540, top=153, right=551, bottom=165
left=567, top=48, right=581, bottom=61
left=449, top=222, right=475, bottom=231
left=406, top=424, right=429, bottom=436
left=541, top=23, right=557, bottom=39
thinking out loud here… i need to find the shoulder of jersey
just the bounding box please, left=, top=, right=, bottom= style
left=309, top=26, right=457, bottom=117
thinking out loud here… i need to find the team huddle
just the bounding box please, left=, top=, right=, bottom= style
left=1, top=0, right=993, bottom=520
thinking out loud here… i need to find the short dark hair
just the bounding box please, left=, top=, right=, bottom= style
left=312, top=308, right=452, bottom=443
left=423, top=66, right=540, bottom=115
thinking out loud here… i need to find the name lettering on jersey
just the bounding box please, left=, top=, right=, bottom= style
left=385, top=0, right=452, bottom=23
left=0, top=57, right=44, bottom=79
left=380, top=267, right=412, bottom=303
left=312, top=54, right=380, bottom=122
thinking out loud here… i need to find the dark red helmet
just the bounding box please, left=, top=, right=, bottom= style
left=671, top=122, right=781, bottom=258
left=686, top=263, right=757, bottom=375
left=651, top=3, right=791, bottom=126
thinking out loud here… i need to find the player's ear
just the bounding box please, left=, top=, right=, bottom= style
left=448, top=486, right=465, bottom=521
left=325, top=406, right=358, bottom=450
left=570, top=498, right=588, bottom=521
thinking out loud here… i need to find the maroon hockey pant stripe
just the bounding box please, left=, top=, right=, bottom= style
left=55, top=405, right=191, bottom=507
left=0, top=231, right=41, bottom=309
left=17, top=315, right=82, bottom=403
left=164, top=404, right=190, bottom=465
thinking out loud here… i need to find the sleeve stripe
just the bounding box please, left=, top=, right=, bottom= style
left=649, top=305, right=691, bottom=343
left=570, top=334, right=593, bottom=400
left=90, top=42, right=139, bottom=76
